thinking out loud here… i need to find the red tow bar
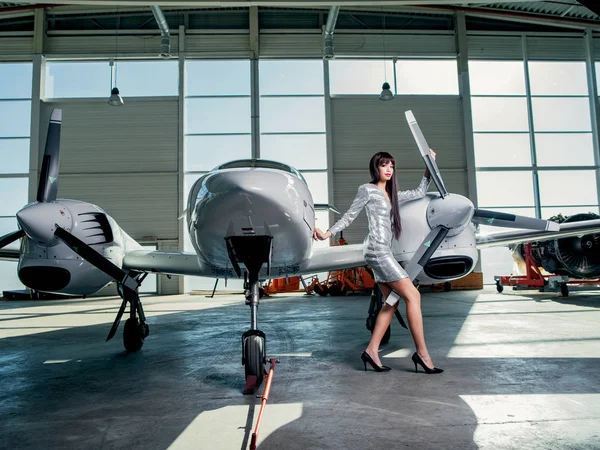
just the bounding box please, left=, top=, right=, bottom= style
left=250, top=358, right=278, bottom=450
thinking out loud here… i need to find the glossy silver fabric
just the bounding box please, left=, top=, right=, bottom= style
left=329, top=177, right=431, bottom=283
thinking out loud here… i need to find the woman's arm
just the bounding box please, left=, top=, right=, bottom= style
left=397, top=148, right=435, bottom=202
left=314, top=184, right=369, bottom=240
left=397, top=176, right=431, bottom=202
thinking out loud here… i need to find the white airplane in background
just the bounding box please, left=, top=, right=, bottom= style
left=2, top=109, right=600, bottom=394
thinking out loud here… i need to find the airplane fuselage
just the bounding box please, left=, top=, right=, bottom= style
left=187, top=163, right=315, bottom=279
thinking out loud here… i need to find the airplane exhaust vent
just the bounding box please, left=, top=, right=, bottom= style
left=77, top=212, right=114, bottom=245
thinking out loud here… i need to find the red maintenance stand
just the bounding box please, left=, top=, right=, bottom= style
left=494, top=243, right=570, bottom=296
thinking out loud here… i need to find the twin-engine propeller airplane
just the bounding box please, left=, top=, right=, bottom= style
left=2, top=109, right=600, bottom=393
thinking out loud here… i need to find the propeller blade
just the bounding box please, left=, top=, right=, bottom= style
left=473, top=209, right=560, bottom=231
left=404, top=225, right=449, bottom=281
left=54, top=225, right=138, bottom=291
left=0, top=229, right=25, bottom=249
left=405, top=110, right=448, bottom=198
left=37, top=109, right=62, bottom=203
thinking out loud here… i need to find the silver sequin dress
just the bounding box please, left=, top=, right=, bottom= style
left=328, top=177, right=431, bottom=283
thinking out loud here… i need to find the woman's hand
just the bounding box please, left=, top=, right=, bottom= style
left=425, top=148, right=436, bottom=178
left=313, top=227, right=332, bottom=241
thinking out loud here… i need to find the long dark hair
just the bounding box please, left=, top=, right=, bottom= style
left=369, top=151, right=402, bottom=239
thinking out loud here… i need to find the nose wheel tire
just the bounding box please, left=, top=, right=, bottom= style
left=243, top=334, right=266, bottom=394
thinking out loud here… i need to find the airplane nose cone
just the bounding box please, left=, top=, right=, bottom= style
left=427, top=194, right=475, bottom=236
left=16, top=202, right=73, bottom=246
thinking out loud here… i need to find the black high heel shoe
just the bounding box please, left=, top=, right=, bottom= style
left=411, top=352, right=443, bottom=374
left=361, top=351, right=391, bottom=372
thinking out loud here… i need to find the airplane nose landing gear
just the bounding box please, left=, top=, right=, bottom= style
left=225, top=235, right=272, bottom=395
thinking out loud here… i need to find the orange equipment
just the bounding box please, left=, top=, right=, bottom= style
left=309, top=234, right=375, bottom=296
left=262, top=276, right=300, bottom=295
left=250, top=358, right=278, bottom=450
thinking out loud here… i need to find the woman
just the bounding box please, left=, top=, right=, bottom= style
left=313, top=151, right=443, bottom=375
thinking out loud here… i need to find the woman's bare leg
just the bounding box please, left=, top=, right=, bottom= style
left=387, top=278, right=436, bottom=369
left=364, top=283, right=398, bottom=367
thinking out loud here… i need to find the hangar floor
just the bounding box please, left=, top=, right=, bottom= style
left=1, top=287, right=599, bottom=450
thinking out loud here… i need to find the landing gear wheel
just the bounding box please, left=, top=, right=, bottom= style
left=496, top=281, right=504, bottom=293
left=381, top=325, right=391, bottom=345
left=243, top=335, right=265, bottom=394
left=444, top=282, right=452, bottom=292
left=314, top=284, right=328, bottom=296
left=328, top=283, right=345, bottom=296
left=123, top=318, right=145, bottom=352
left=366, top=314, right=375, bottom=332
left=560, top=283, right=569, bottom=297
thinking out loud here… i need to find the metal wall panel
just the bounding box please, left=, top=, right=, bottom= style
left=467, top=35, right=523, bottom=59
left=336, top=33, right=456, bottom=58
left=58, top=173, right=178, bottom=240
left=45, top=34, right=179, bottom=57
left=330, top=96, right=468, bottom=244
left=260, top=32, right=455, bottom=58
left=41, top=99, right=179, bottom=242
left=594, top=38, right=600, bottom=60
left=526, top=36, right=586, bottom=60
left=185, top=34, right=251, bottom=58
left=0, top=37, right=33, bottom=59
left=41, top=99, right=178, bottom=174
left=331, top=97, right=465, bottom=171
left=260, top=33, right=322, bottom=57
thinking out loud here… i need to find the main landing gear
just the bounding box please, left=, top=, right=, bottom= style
left=365, top=284, right=408, bottom=345
left=226, top=235, right=272, bottom=395
left=53, top=225, right=150, bottom=353
left=110, top=277, right=150, bottom=352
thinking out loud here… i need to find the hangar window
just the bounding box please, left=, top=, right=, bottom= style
left=329, top=60, right=394, bottom=95
left=0, top=100, right=31, bottom=139
left=475, top=171, right=534, bottom=208
left=470, top=56, right=599, bottom=284
left=0, top=62, right=31, bottom=290
left=395, top=60, right=458, bottom=95
left=538, top=170, right=598, bottom=208
left=0, top=62, right=32, bottom=99
left=531, top=97, right=591, bottom=132
left=184, top=60, right=251, bottom=173
left=529, top=61, right=588, bottom=96
left=469, top=61, right=526, bottom=95
left=471, top=97, right=529, bottom=132
left=329, top=59, right=458, bottom=96
left=45, top=60, right=178, bottom=98
left=259, top=59, right=328, bottom=208
left=534, top=133, right=595, bottom=167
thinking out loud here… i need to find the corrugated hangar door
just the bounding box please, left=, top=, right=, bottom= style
left=40, top=98, right=179, bottom=294
left=330, top=97, right=467, bottom=245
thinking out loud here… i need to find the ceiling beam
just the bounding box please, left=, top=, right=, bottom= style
left=9, top=1, right=539, bottom=6
left=578, top=0, right=600, bottom=18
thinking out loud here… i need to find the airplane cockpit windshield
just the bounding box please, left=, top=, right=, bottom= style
left=213, top=159, right=306, bottom=184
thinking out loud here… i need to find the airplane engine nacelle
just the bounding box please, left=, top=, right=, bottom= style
left=393, top=194, right=478, bottom=283
left=17, top=199, right=132, bottom=296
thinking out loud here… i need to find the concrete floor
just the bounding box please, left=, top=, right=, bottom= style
left=1, top=287, right=600, bottom=450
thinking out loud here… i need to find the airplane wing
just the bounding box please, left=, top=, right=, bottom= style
left=122, top=250, right=206, bottom=276
left=476, top=219, right=600, bottom=249
left=124, top=245, right=369, bottom=278
left=298, top=243, right=365, bottom=274
left=0, top=248, right=20, bottom=261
